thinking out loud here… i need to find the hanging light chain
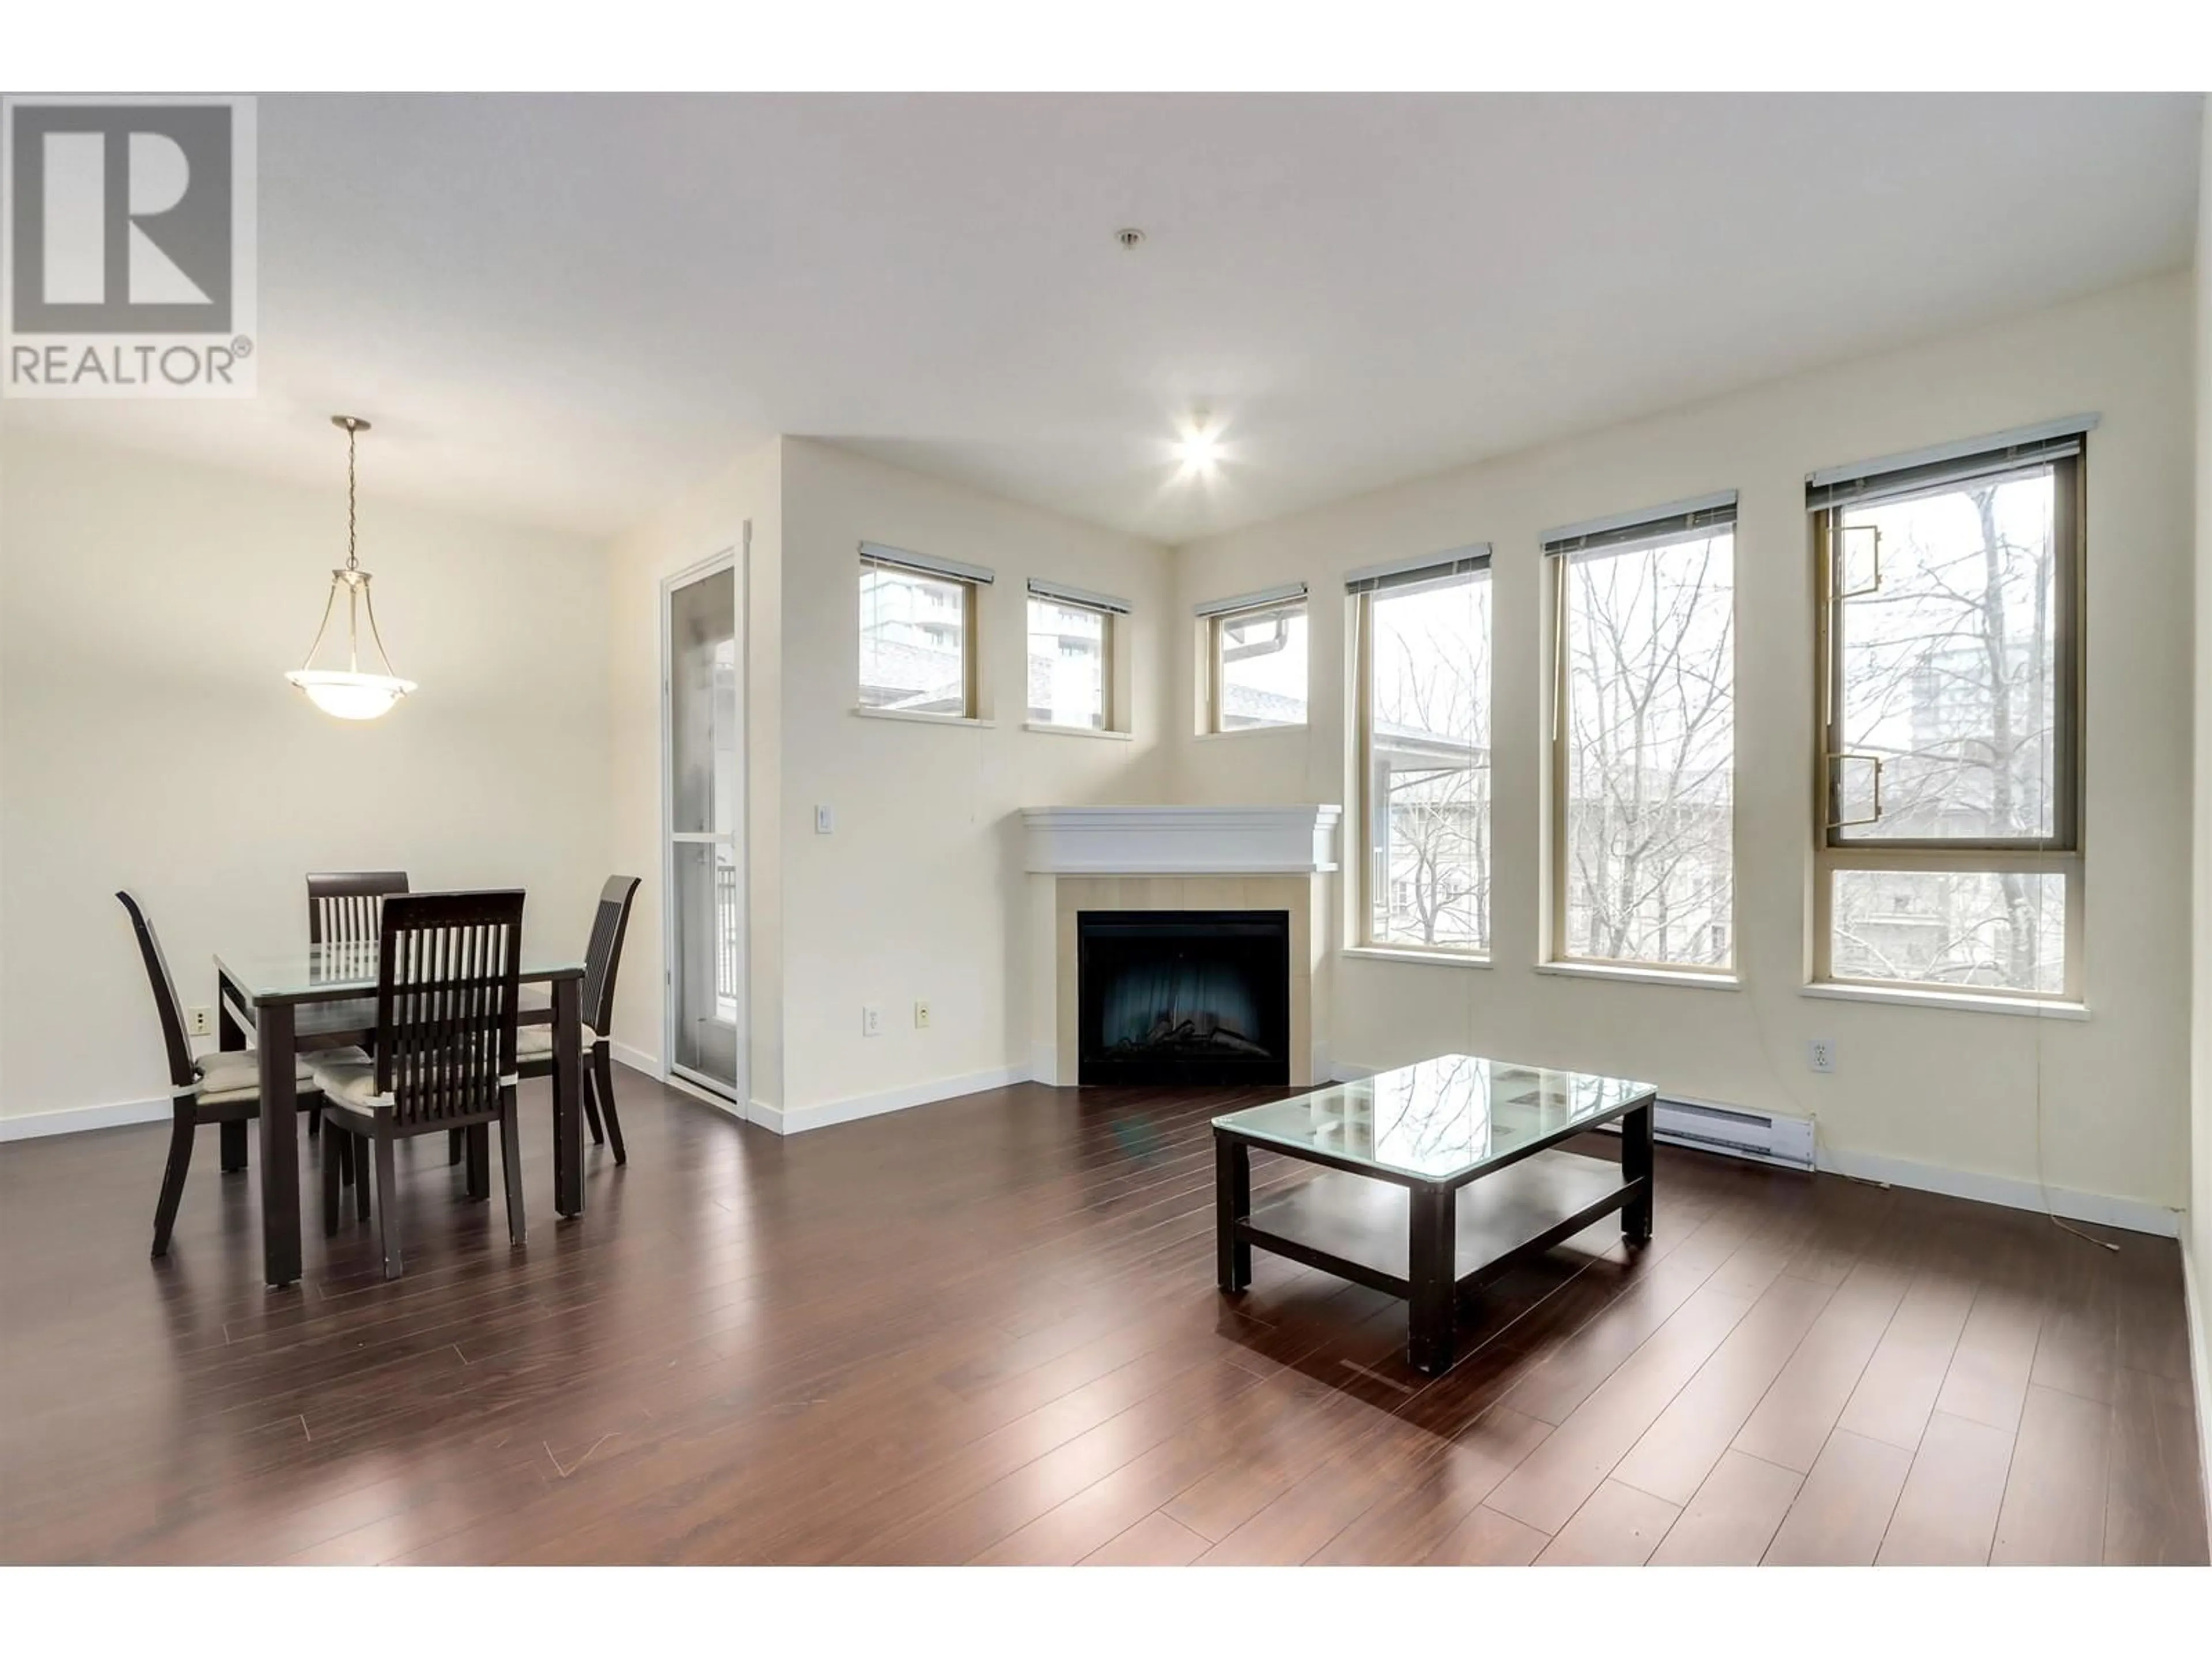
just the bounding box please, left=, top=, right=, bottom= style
left=344, top=418, right=361, bottom=572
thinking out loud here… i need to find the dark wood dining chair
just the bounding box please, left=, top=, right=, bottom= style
left=310, top=889, right=527, bottom=1280
left=118, top=891, right=363, bottom=1258
left=516, top=876, right=641, bottom=1164
left=306, top=869, right=412, bottom=1149
left=306, top=870, right=410, bottom=946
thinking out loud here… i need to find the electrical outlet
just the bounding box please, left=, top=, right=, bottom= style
left=1808, top=1038, right=1836, bottom=1075
left=914, top=1000, right=931, bottom=1029
left=815, top=805, right=835, bottom=835
left=862, top=1004, right=881, bottom=1037
left=187, top=1006, right=213, bottom=1038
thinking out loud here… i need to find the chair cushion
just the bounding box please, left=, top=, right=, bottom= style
left=196, top=1045, right=368, bottom=1107
left=309, top=1054, right=388, bottom=1112
left=516, top=1022, right=598, bottom=1060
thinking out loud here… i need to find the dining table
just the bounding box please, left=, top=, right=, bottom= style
left=214, top=941, right=588, bottom=1288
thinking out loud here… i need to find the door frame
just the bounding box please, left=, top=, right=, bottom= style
left=658, top=527, right=751, bottom=1118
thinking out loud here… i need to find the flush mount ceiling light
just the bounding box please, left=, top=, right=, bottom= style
left=1173, top=412, right=1222, bottom=476
left=284, top=415, right=418, bottom=720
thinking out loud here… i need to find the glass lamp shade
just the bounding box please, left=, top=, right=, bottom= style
left=286, top=564, right=415, bottom=720
left=284, top=668, right=418, bottom=721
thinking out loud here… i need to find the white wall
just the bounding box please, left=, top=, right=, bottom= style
left=602, top=438, right=783, bottom=1112
left=2186, top=97, right=2211, bottom=1508
left=1170, top=272, right=2196, bottom=1220
left=774, top=438, right=1173, bottom=1126
left=0, top=427, right=610, bottom=1130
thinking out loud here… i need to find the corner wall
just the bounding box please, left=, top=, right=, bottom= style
left=2187, top=94, right=2211, bottom=1517
left=773, top=439, right=1175, bottom=1128
left=1170, top=271, right=2196, bottom=1224
left=603, top=438, right=783, bottom=1115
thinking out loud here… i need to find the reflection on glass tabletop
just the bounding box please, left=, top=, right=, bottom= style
left=1213, top=1054, right=1656, bottom=1182
left=215, top=942, right=585, bottom=1000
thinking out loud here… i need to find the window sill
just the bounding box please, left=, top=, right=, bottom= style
left=1535, top=960, right=1740, bottom=992
left=1801, top=981, right=2089, bottom=1021
left=853, top=706, right=994, bottom=729
left=1023, top=721, right=1131, bottom=741
left=1194, top=724, right=1307, bottom=741
left=1342, top=946, right=1493, bottom=970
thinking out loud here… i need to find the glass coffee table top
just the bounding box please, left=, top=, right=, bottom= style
left=1214, top=1054, right=1656, bottom=1184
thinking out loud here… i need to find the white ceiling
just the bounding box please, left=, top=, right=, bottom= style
left=5, top=93, right=2201, bottom=546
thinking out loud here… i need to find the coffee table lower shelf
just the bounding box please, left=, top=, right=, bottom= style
left=1227, top=1148, right=1646, bottom=1374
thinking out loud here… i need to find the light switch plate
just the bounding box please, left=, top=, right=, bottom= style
left=815, top=805, right=835, bottom=835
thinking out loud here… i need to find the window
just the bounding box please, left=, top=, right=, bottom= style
left=1548, top=497, right=1737, bottom=971
left=1199, top=585, right=1309, bottom=732
left=857, top=541, right=991, bottom=718
left=1351, top=549, right=1493, bottom=954
left=1812, top=423, right=2086, bottom=1000
left=1024, top=578, right=1127, bottom=730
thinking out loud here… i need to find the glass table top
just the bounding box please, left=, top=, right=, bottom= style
left=1214, top=1054, right=1657, bottom=1183
left=216, top=942, right=585, bottom=1002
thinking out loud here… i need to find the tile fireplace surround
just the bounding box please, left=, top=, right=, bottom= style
left=1020, top=806, right=1342, bottom=1088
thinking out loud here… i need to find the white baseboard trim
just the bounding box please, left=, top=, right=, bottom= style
left=0, top=1096, right=171, bottom=1142
left=747, top=1099, right=789, bottom=1134
left=608, top=1040, right=661, bottom=1080
left=1330, top=1059, right=2179, bottom=1240
left=766, top=1065, right=1031, bottom=1137
left=2181, top=1232, right=2212, bottom=1532
left=1815, top=1146, right=2178, bottom=1238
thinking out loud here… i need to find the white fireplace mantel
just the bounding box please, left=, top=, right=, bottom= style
left=1020, top=804, right=1342, bottom=876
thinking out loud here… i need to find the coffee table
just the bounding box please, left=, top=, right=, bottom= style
left=1212, top=1054, right=1657, bottom=1374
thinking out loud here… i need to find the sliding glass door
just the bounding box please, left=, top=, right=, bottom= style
left=665, top=559, right=742, bottom=1101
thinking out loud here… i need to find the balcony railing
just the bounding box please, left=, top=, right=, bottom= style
left=715, top=859, right=741, bottom=1015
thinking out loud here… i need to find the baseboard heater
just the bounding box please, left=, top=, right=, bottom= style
left=1594, top=1096, right=1816, bottom=1172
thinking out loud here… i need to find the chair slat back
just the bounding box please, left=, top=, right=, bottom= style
left=373, top=891, right=524, bottom=1130
left=115, top=891, right=196, bottom=1090
left=582, top=876, right=642, bottom=1036
left=308, top=870, right=410, bottom=946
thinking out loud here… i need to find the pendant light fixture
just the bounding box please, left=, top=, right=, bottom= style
left=285, top=415, right=417, bottom=720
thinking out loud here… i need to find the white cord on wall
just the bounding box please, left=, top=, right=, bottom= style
left=2031, top=985, right=2119, bottom=1253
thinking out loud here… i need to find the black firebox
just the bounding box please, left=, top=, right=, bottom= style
left=1076, top=910, right=1291, bottom=1086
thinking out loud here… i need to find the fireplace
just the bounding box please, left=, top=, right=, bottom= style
left=1077, top=910, right=1291, bottom=1086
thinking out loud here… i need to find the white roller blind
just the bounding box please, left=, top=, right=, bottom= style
left=1541, top=492, right=1738, bottom=558
left=1804, top=415, right=2097, bottom=514
left=1343, top=544, right=1491, bottom=594
left=859, top=540, right=995, bottom=585
left=1025, top=577, right=1131, bottom=615
left=1193, top=581, right=1307, bottom=619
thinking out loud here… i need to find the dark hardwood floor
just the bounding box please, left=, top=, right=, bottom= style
left=1, top=1071, right=2203, bottom=1566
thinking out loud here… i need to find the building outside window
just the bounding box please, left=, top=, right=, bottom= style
left=1199, top=586, right=1309, bottom=732
left=857, top=542, right=991, bottom=718
left=1811, top=422, right=2086, bottom=999
left=1026, top=594, right=1112, bottom=729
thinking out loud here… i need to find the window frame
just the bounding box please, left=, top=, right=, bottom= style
left=1204, top=594, right=1310, bottom=734
left=1809, top=449, right=2086, bottom=1003
left=1546, top=509, right=1740, bottom=978
left=1024, top=592, right=1116, bottom=732
left=1351, top=560, right=1494, bottom=959
left=857, top=552, right=982, bottom=721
